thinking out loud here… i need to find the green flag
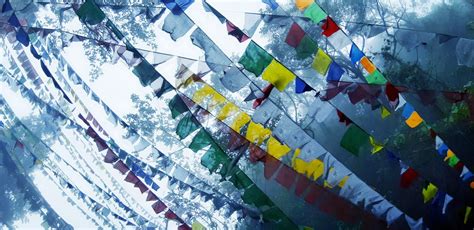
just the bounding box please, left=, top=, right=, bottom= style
left=239, top=41, right=273, bottom=77
left=228, top=169, right=253, bottom=189
left=304, top=3, right=327, bottom=24
left=241, top=184, right=273, bottom=208
left=200, top=145, right=230, bottom=174
left=169, top=94, right=188, bottom=119
left=132, top=61, right=159, bottom=87
left=295, top=35, right=318, bottom=59
left=76, top=0, right=106, bottom=25
left=189, top=129, right=213, bottom=152
left=365, top=70, right=387, bottom=85
left=176, top=112, right=200, bottom=139
left=340, top=124, right=370, bottom=156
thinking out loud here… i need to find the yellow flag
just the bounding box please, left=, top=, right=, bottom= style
left=217, top=103, right=239, bottom=120
left=381, top=106, right=391, bottom=119
left=262, top=59, right=296, bottom=91
left=230, top=112, right=251, bottom=132
left=422, top=183, right=438, bottom=203
left=291, top=148, right=301, bottom=166
left=208, top=93, right=226, bottom=111
left=293, top=158, right=324, bottom=180
left=312, top=48, right=332, bottom=75
left=192, top=221, right=206, bottom=230
left=193, top=85, right=226, bottom=111
left=369, top=136, right=384, bottom=154
left=465, top=206, right=472, bottom=224
left=193, top=85, right=214, bottom=104
left=406, top=111, right=423, bottom=128
left=246, top=122, right=271, bottom=145
left=267, top=136, right=291, bottom=159
left=338, top=175, right=350, bottom=188
left=295, top=0, right=313, bottom=11
left=444, top=149, right=455, bottom=161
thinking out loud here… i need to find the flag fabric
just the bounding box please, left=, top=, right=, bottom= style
left=295, top=35, right=318, bottom=59
left=360, top=57, right=377, bottom=74
left=261, top=59, right=296, bottom=91
left=176, top=112, right=200, bottom=139
left=162, top=0, right=195, bottom=14
left=262, top=0, right=279, bottom=10
left=267, top=136, right=291, bottom=159
left=226, top=20, right=249, bottom=42
left=366, top=70, right=387, bottom=85
left=76, top=0, right=106, bottom=25
left=285, top=23, right=305, bottom=48
left=169, top=95, right=188, bottom=119
left=304, top=3, right=327, bottom=24
left=189, top=129, right=213, bottom=152
left=340, top=125, right=370, bottom=156
left=296, top=0, right=314, bottom=11
left=349, top=44, right=364, bottom=64
left=162, top=12, right=194, bottom=41
left=321, top=17, right=339, bottom=37
left=312, top=48, right=332, bottom=75
left=327, top=62, right=344, bottom=82
left=239, top=41, right=273, bottom=77
left=295, top=77, right=313, bottom=94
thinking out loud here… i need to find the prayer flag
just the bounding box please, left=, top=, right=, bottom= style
left=360, top=56, right=376, bottom=74
left=267, top=136, right=291, bottom=159
left=340, top=125, right=369, bottom=156
left=262, top=0, right=279, bottom=10
left=296, top=0, right=314, bottom=11
left=366, top=70, right=387, bottom=85
left=162, top=0, right=194, bottom=14
left=321, top=17, right=339, bottom=37
left=262, top=59, right=296, bottom=91
left=295, top=77, right=313, bottom=94
left=246, top=122, right=271, bottom=145
left=406, top=111, right=423, bottom=128
left=162, top=12, right=194, bottom=41
left=285, top=23, right=305, bottom=48
left=239, top=42, right=273, bottom=77
left=304, top=3, right=327, bottom=24
left=226, top=20, right=249, bottom=42
left=189, top=129, right=213, bottom=152
left=76, top=0, right=106, bottom=25
left=350, top=44, right=364, bottom=64
left=296, top=35, right=318, bottom=59
left=422, top=183, right=438, bottom=203
left=327, top=62, right=344, bottom=82
left=312, top=48, right=332, bottom=75
left=132, top=61, right=160, bottom=86
left=169, top=94, right=188, bottom=119
left=176, top=112, right=200, bottom=139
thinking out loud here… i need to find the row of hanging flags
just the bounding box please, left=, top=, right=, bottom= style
left=0, top=0, right=462, bottom=229
left=2, top=1, right=287, bottom=229
left=0, top=53, right=192, bottom=228
left=0, top=0, right=460, bottom=228
left=1, top=18, right=250, bottom=229
left=1, top=0, right=473, bottom=228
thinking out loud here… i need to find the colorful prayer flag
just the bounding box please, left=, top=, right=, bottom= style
left=239, top=42, right=273, bottom=77
left=340, top=125, right=369, bottom=156
left=304, top=3, right=327, bottom=24
left=262, top=59, right=296, bottom=91
left=312, top=49, right=332, bottom=75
